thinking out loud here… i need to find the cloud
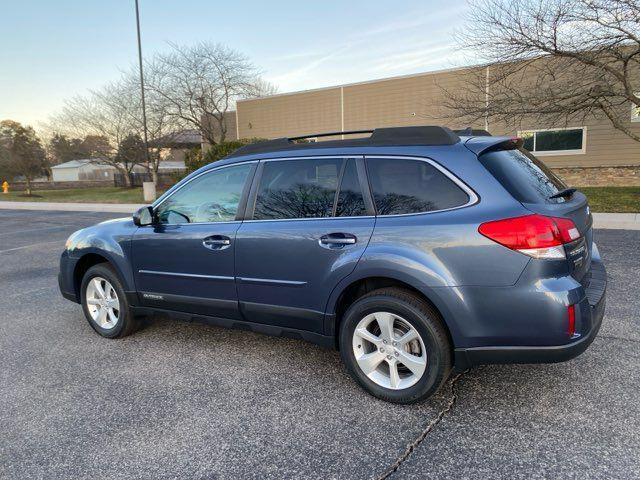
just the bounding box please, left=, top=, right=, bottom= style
left=267, top=45, right=352, bottom=89
left=260, top=3, right=472, bottom=93
left=367, top=43, right=461, bottom=74
left=353, top=4, right=467, bottom=39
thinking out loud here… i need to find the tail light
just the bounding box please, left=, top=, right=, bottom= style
left=478, top=214, right=581, bottom=259
left=568, top=304, right=576, bottom=337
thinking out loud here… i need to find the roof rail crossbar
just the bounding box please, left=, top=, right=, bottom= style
left=226, top=126, right=462, bottom=158
left=289, top=130, right=374, bottom=141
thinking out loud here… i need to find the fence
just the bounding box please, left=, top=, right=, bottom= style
left=113, top=172, right=179, bottom=188
left=8, top=180, right=113, bottom=192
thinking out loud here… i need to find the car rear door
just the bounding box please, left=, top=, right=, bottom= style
left=234, top=156, right=375, bottom=334
left=131, top=162, right=256, bottom=319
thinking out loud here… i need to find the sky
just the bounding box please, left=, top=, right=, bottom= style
left=0, top=0, right=472, bottom=129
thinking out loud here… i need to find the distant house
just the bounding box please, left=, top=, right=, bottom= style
left=51, top=157, right=187, bottom=183
left=50, top=159, right=115, bottom=182
left=150, top=130, right=202, bottom=164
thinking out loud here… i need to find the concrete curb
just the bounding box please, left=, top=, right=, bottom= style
left=0, top=201, right=143, bottom=214
left=592, top=213, right=640, bottom=230
left=1, top=201, right=639, bottom=230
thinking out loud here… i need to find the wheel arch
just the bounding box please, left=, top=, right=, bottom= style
left=325, top=273, right=460, bottom=349
left=72, top=251, right=130, bottom=301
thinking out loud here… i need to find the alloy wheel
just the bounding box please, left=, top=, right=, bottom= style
left=85, top=276, right=120, bottom=330
left=352, top=311, right=427, bottom=390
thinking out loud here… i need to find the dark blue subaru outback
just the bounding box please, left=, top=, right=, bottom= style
left=59, top=126, right=606, bottom=404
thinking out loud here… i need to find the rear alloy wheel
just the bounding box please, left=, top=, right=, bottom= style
left=352, top=312, right=427, bottom=390
left=340, top=287, right=451, bottom=404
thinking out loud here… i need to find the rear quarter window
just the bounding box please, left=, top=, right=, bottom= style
left=366, top=157, right=471, bottom=215
left=478, top=148, right=568, bottom=204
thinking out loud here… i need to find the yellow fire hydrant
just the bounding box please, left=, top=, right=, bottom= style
left=1, top=181, right=8, bottom=194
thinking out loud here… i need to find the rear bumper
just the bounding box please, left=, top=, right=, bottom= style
left=454, top=260, right=607, bottom=370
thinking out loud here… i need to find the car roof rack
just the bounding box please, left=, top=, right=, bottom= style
left=227, top=126, right=462, bottom=158
left=289, top=130, right=373, bottom=141
left=453, top=127, right=492, bottom=136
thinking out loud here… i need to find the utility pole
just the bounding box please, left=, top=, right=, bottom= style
left=134, top=0, right=151, bottom=180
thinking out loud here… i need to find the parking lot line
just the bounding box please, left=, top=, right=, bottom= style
left=0, top=224, right=77, bottom=237
left=0, top=240, right=63, bottom=254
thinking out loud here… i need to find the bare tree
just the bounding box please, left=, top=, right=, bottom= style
left=147, top=42, right=277, bottom=145
left=51, top=83, right=142, bottom=186
left=118, top=69, right=181, bottom=185
left=443, top=0, right=640, bottom=141
left=50, top=73, right=179, bottom=187
left=49, top=42, right=275, bottom=187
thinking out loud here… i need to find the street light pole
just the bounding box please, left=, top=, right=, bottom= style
left=134, top=0, right=151, bottom=180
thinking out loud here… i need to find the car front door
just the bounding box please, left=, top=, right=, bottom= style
left=235, top=156, right=375, bottom=334
left=131, top=162, right=256, bottom=319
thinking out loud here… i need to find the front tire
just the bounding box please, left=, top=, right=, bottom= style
left=339, top=288, right=452, bottom=404
left=80, top=263, right=138, bottom=338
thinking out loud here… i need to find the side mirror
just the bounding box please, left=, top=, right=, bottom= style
left=133, top=206, right=154, bottom=226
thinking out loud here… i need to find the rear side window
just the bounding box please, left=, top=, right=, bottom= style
left=253, top=157, right=369, bottom=220
left=366, top=158, right=470, bottom=215
left=479, top=148, right=567, bottom=204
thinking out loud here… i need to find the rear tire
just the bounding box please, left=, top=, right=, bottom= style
left=339, top=287, right=452, bottom=404
left=80, top=263, right=139, bottom=338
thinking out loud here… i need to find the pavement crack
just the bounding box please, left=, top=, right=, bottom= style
left=375, top=369, right=469, bottom=480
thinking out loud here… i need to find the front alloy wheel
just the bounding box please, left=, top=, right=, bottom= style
left=85, top=276, right=120, bottom=330
left=80, top=263, right=139, bottom=338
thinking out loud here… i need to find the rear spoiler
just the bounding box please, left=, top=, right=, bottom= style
left=463, top=136, right=524, bottom=156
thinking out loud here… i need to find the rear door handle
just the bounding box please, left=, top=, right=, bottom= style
left=319, top=233, right=357, bottom=248
left=203, top=235, right=231, bottom=250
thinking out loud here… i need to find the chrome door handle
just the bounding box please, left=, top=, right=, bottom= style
left=321, top=237, right=356, bottom=245
left=319, top=233, right=357, bottom=248
left=203, top=235, right=231, bottom=250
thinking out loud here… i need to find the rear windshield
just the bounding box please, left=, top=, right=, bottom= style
left=479, top=148, right=568, bottom=204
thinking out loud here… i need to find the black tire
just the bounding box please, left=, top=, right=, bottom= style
left=339, top=287, right=452, bottom=404
left=80, top=263, right=139, bottom=338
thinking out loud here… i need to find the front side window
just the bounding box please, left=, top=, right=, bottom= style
left=155, top=163, right=252, bottom=224
left=519, top=128, right=585, bottom=155
left=367, top=158, right=470, bottom=215
left=253, top=158, right=344, bottom=220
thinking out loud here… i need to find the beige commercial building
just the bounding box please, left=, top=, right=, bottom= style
left=228, top=65, right=640, bottom=186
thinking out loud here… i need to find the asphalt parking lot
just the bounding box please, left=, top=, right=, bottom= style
left=1, top=209, right=638, bottom=479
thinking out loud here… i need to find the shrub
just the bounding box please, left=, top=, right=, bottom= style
left=184, top=147, right=203, bottom=173
left=184, top=138, right=266, bottom=175
left=203, top=138, right=265, bottom=166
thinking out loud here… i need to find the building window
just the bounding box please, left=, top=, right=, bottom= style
left=518, top=127, right=586, bottom=156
